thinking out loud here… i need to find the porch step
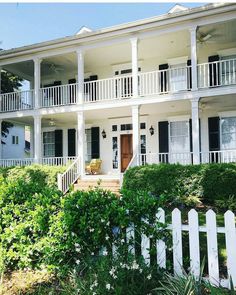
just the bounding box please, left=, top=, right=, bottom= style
left=74, top=178, right=120, bottom=194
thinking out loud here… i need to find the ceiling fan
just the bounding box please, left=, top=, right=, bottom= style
left=43, top=62, right=64, bottom=73
left=47, top=118, right=56, bottom=126
left=196, top=29, right=222, bottom=45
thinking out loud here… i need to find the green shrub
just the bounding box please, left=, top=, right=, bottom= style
left=122, top=163, right=236, bottom=207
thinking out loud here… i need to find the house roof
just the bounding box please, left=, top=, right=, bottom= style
left=0, top=2, right=234, bottom=60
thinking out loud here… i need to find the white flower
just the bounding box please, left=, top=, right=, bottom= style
left=109, top=267, right=116, bottom=276
left=75, top=243, right=80, bottom=247
left=147, top=274, right=152, bottom=280
left=139, top=268, right=143, bottom=273
left=91, top=252, right=94, bottom=256
left=93, top=280, right=98, bottom=287
left=105, top=235, right=109, bottom=240
left=76, top=259, right=80, bottom=265
left=71, top=232, right=75, bottom=237
left=103, top=250, right=108, bottom=256
left=75, top=247, right=81, bottom=253
left=120, top=239, right=125, bottom=244
left=89, top=228, right=95, bottom=232
left=106, top=283, right=111, bottom=290
left=92, top=293, right=96, bottom=295
left=101, top=219, right=105, bottom=223
left=131, top=260, right=139, bottom=270
left=106, top=221, right=110, bottom=226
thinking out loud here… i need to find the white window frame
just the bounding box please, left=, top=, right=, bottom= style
left=43, top=131, right=55, bottom=157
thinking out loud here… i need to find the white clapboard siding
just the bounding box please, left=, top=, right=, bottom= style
left=172, top=208, right=183, bottom=276
left=141, top=218, right=150, bottom=266
left=206, top=209, right=220, bottom=286
left=224, top=211, right=236, bottom=288
left=188, top=209, right=200, bottom=278
left=156, top=208, right=166, bottom=269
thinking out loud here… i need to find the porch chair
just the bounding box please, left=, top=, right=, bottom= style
left=86, top=159, right=102, bottom=175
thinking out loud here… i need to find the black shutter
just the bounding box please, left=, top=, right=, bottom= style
left=159, top=64, right=169, bottom=93
left=158, top=121, right=169, bottom=163
left=68, top=79, right=77, bottom=104
left=90, top=75, right=98, bottom=101
left=208, top=117, right=220, bottom=151
left=91, top=127, right=100, bottom=159
left=68, top=129, right=76, bottom=157
left=208, top=55, right=220, bottom=87
left=189, top=119, right=193, bottom=152
left=55, top=129, right=63, bottom=157
left=84, top=78, right=90, bottom=96
left=187, top=59, right=192, bottom=90
left=54, top=81, right=62, bottom=105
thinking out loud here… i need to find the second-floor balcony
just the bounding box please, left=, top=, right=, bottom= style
left=0, top=58, right=236, bottom=113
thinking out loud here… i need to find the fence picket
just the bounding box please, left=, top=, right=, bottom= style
left=141, top=218, right=150, bottom=265
left=188, top=209, right=200, bottom=278
left=156, top=208, right=166, bottom=269
left=172, top=208, right=183, bottom=276
left=206, top=209, right=219, bottom=286
left=224, top=210, right=236, bottom=288
left=126, top=223, right=135, bottom=255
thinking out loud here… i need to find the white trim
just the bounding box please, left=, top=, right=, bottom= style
left=167, top=56, right=189, bottom=66
left=218, top=111, right=236, bottom=118
left=217, top=48, right=236, bottom=57
left=168, top=115, right=190, bottom=122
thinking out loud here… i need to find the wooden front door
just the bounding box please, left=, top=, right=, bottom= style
left=120, top=134, right=133, bottom=172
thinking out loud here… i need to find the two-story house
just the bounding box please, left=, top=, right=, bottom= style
left=0, top=3, right=236, bottom=192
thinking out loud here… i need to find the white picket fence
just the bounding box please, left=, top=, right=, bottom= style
left=111, top=208, right=236, bottom=289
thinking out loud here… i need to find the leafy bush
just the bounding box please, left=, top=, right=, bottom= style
left=122, top=163, right=236, bottom=207
left=0, top=165, right=64, bottom=270
left=43, top=188, right=168, bottom=271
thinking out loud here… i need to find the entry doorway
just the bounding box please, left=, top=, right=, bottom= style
left=120, top=134, right=133, bottom=172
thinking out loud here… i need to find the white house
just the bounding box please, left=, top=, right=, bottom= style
left=1, top=123, right=30, bottom=159
left=0, top=3, right=236, bottom=190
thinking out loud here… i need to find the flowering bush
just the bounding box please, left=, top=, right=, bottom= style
left=62, top=255, right=164, bottom=295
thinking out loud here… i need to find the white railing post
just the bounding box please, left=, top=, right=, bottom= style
left=132, top=105, right=140, bottom=165
left=77, top=49, right=84, bottom=104
left=191, top=98, right=200, bottom=164
left=189, top=26, right=198, bottom=91
left=33, top=57, right=42, bottom=109
left=34, top=114, right=42, bottom=164
left=130, top=37, right=139, bottom=98
left=57, top=173, right=62, bottom=191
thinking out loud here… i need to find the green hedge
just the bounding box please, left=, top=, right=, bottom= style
left=122, top=163, right=236, bottom=206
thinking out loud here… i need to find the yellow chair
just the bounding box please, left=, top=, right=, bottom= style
left=86, top=159, right=102, bottom=174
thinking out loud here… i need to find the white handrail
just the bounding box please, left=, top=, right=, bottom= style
left=39, top=83, right=78, bottom=107
left=58, top=157, right=80, bottom=194
left=0, top=90, right=34, bottom=112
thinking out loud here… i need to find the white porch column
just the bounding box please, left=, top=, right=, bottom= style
left=132, top=105, right=140, bottom=165
left=77, top=49, right=84, bottom=104
left=0, top=66, right=2, bottom=94
left=130, top=37, right=139, bottom=98
left=33, top=58, right=42, bottom=109
left=30, top=125, right=34, bottom=158
left=34, top=115, right=42, bottom=163
left=0, top=120, right=2, bottom=159
left=77, top=111, right=85, bottom=175
left=191, top=98, right=200, bottom=164
left=189, top=26, right=198, bottom=91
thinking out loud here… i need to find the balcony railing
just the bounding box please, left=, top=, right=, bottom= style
left=0, top=157, right=76, bottom=168
left=200, top=150, right=236, bottom=164
left=84, top=74, right=133, bottom=103
left=139, top=66, right=192, bottom=96
left=0, top=90, right=34, bottom=112
left=139, top=152, right=193, bottom=166
left=1, top=59, right=236, bottom=112
left=198, top=58, right=236, bottom=89
left=39, top=83, right=77, bottom=107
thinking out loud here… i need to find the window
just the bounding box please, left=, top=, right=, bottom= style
left=169, top=121, right=190, bottom=153
left=140, top=134, right=146, bottom=165
left=12, top=136, right=19, bottom=145
left=112, top=137, right=118, bottom=169
left=221, top=55, right=236, bottom=85
left=112, top=125, right=117, bottom=132
left=221, top=117, right=236, bottom=150
left=43, top=132, right=55, bottom=157
left=85, top=129, right=92, bottom=162
left=169, top=63, right=187, bottom=92
left=140, top=122, right=146, bottom=129
left=120, top=124, right=132, bottom=131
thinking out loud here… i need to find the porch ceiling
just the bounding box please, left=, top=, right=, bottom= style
left=200, top=94, right=236, bottom=112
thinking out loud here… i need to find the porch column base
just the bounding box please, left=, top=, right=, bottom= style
left=132, top=105, right=140, bottom=166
